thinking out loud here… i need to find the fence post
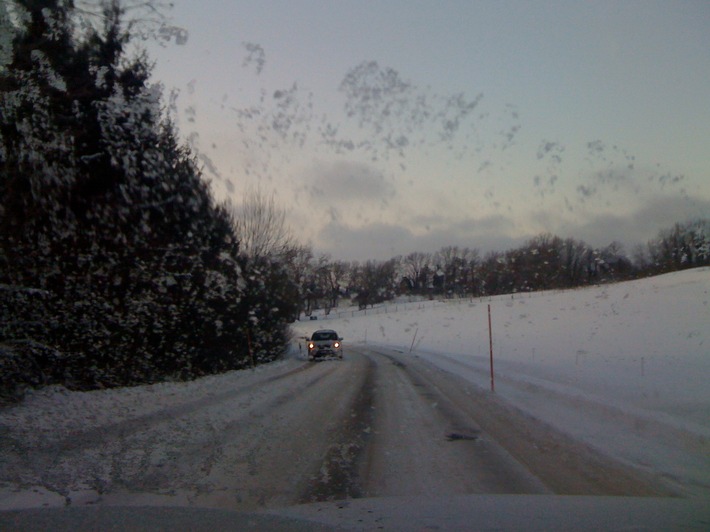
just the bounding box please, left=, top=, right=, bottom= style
left=409, top=328, right=418, bottom=353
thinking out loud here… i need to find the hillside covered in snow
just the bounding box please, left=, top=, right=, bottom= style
left=295, top=267, right=710, bottom=497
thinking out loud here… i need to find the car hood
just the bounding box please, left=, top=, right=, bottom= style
left=1, top=495, right=707, bottom=531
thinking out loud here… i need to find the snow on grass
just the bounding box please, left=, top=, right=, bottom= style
left=295, top=267, right=710, bottom=497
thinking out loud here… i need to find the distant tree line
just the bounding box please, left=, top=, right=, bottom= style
left=288, top=219, right=709, bottom=313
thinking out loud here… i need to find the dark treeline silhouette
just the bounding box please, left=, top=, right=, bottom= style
left=298, top=220, right=708, bottom=313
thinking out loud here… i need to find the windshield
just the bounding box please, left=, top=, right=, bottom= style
left=1, top=1, right=708, bottom=528
left=312, top=331, right=338, bottom=341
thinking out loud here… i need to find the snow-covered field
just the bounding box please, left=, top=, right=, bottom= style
left=295, top=267, right=710, bottom=498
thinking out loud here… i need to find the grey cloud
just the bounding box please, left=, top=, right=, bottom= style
left=404, top=213, right=516, bottom=239
left=317, top=222, right=415, bottom=261
left=575, top=163, right=640, bottom=202
left=417, top=216, right=524, bottom=256
left=452, top=215, right=517, bottom=236
left=315, top=214, right=524, bottom=261
left=313, top=194, right=709, bottom=262
left=307, top=161, right=395, bottom=203
left=531, top=195, right=710, bottom=252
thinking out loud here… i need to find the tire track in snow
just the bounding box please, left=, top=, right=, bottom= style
left=359, top=348, right=550, bottom=496
left=298, top=354, right=377, bottom=503
left=21, top=361, right=319, bottom=455
left=0, top=361, right=339, bottom=501
left=370, top=347, right=676, bottom=496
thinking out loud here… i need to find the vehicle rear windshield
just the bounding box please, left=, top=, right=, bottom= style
left=312, top=331, right=337, bottom=340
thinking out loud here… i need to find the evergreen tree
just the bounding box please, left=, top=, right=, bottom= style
left=0, top=1, right=274, bottom=397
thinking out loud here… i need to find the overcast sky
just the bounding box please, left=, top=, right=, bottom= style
left=148, top=0, right=710, bottom=261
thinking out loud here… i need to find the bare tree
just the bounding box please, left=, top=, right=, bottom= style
left=402, top=251, right=431, bottom=293
left=230, top=187, right=295, bottom=262
left=315, top=255, right=349, bottom=313
left=286, top=244, right=315, bottom=317
left=460, top=247, right=480, bottom=296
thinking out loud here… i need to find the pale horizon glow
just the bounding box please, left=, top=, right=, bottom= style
left=149, top=0, right=710, bottom=261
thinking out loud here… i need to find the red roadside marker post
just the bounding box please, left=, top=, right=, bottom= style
left=488, top=304, right=495, bottom=392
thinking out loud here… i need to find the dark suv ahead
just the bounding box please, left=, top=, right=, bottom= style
left=308, top=329, right=343, bottom=360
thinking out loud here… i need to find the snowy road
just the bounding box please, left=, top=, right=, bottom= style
left=0, top=346, right=674, bottom=513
